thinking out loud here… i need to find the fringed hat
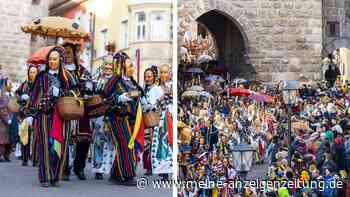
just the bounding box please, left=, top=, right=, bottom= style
left=113, top=51, right=129, bottom=76
left=102, top=54, right=114, bottom=67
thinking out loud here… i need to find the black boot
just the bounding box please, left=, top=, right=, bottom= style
left=121, top=178, right=137, bottom=186
left=62, top=174, right=70, bottom=181
left=41, top=182, right=50, bottom=188
left=22, top=161, right=28, bottom=166
left=95, top=173, right=103, bottom=180
left=109, top=177, right=122, bottom=185
left=62, top=166, right=71, bottom=181
left=4, top=155, right=10, bottom=162
left=74, top=171, right=86, bottom=180
left=50, top=181, right=60, bottom=187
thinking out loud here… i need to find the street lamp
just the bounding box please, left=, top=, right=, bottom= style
left=231, top=142, right=256, bottom=180
left=282, top=80, right=299, bottom=166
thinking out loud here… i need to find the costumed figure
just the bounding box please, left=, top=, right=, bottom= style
left=16, top=64, right=38, bottom=166
left=0, top=93, right=11, bottom=162
left=141, top=66, right=164, bottom=175
left=28, top=46, right=73, bottom=187
left=151, top=63, right=173, bottom=178
left=62, top=41, right=93, bottom=181
left=91, top=54, right=116, bottom=180
left=103, top=52, right=143, bottom=185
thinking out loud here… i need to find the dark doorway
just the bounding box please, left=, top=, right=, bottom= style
left=197, top=10, right=255, bottom=78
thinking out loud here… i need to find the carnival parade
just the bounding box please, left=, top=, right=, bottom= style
left=0, top=13, right=173, bottom=191
left=177, top=34, right=350, bottom=197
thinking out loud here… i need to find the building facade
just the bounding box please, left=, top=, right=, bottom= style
left=92, top=0, right=173, bottom=85
left=178, top=0, right=350, bottom=82
left=0, top=0, right=49, bottom=81
left=0, top=0, right=173, bottom=85
left=323, top=0, right=350, bottom=54
left=52, top=0, right=172, bottom=85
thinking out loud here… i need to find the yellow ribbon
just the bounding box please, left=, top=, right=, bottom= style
left=69, top=90, right=84, bottom=106
left=128, top=101, right=143, bottom=150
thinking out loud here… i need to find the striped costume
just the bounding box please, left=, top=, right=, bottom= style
left=101, top=75, right=139, bottom=181
left=29, top=68, right=73, bottom=184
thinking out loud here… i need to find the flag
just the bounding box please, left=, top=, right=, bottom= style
left=212, top=187, right=218, bottom=197
left=136, top=49, right=141, bottom=83
left=50, top=107, right=64, bottom=159
left=128, top=101, right=144, bottom=151
left=166, top=110, right=173, bottom=145
left=134, top=119, right=145, bottom=152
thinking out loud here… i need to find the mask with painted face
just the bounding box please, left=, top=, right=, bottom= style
left=48, top=51, right=61, bottom=71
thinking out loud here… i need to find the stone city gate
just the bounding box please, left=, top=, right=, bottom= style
left=178, top=0, right=324, bottom=82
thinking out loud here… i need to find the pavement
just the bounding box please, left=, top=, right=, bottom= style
left=0, top=154, right=268, bottom=197
left=0, top=156, right=172, bottom=197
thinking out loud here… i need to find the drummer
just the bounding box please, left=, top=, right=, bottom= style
left=141, top=66, right=164, bottom=175
left=90, top=54, right=116, bottom=180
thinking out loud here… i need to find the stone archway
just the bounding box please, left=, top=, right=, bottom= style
left=179, top=0, right=324, bottom=82
left=178, top=0, right=258, bottom=78
left=196, top=10, right=251, bottom=77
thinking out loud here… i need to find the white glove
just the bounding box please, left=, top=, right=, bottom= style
left=52, top=86, right=60, bottom=97
left=26, top=117, right=33, bottom=126
left=7, top=119, right=12, bottom=125
left=85, top=82, right=93, bottom=91
left=118, top=93, right=132, bottom=103
left=21, top=94, right=29, bottom=101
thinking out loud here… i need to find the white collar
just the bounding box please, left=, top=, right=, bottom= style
left=65, top=63, right=76, bottom=71
left=104, top=74, right=112, bottom=79
left=145, top=83, right=154, bottom=88
left=49, top=69, right=59, bottom=75
left=122, top=75, right=131, bottom=81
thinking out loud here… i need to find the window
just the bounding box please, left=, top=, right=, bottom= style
left=99, top=28, right=108, bottom=57
left=327, top=21, right=340, bottom=37
left=346, top=11, right=350, bottom=23
left=136, top=12, right=146, bottom=41
left=170, top=13, right=173, bottom=40
left=151, top=12, right=167, bottom=41
left=32, top=0, right=40, bottom=5
left=120, top=20, right=128, bottom=49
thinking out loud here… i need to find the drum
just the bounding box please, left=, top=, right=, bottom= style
left=85, top=95, right=106, bottom=118
left=143, top=111, right=160, bottom=129
left=57, top=96, right=84, bottom=120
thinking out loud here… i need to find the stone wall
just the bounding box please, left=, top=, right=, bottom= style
left=0, top=0, right=49, bottom=82
left=178, top=0, right=324, bottom=82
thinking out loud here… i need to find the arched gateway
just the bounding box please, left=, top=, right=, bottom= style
left=178, top=0, right=324, bottom=82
